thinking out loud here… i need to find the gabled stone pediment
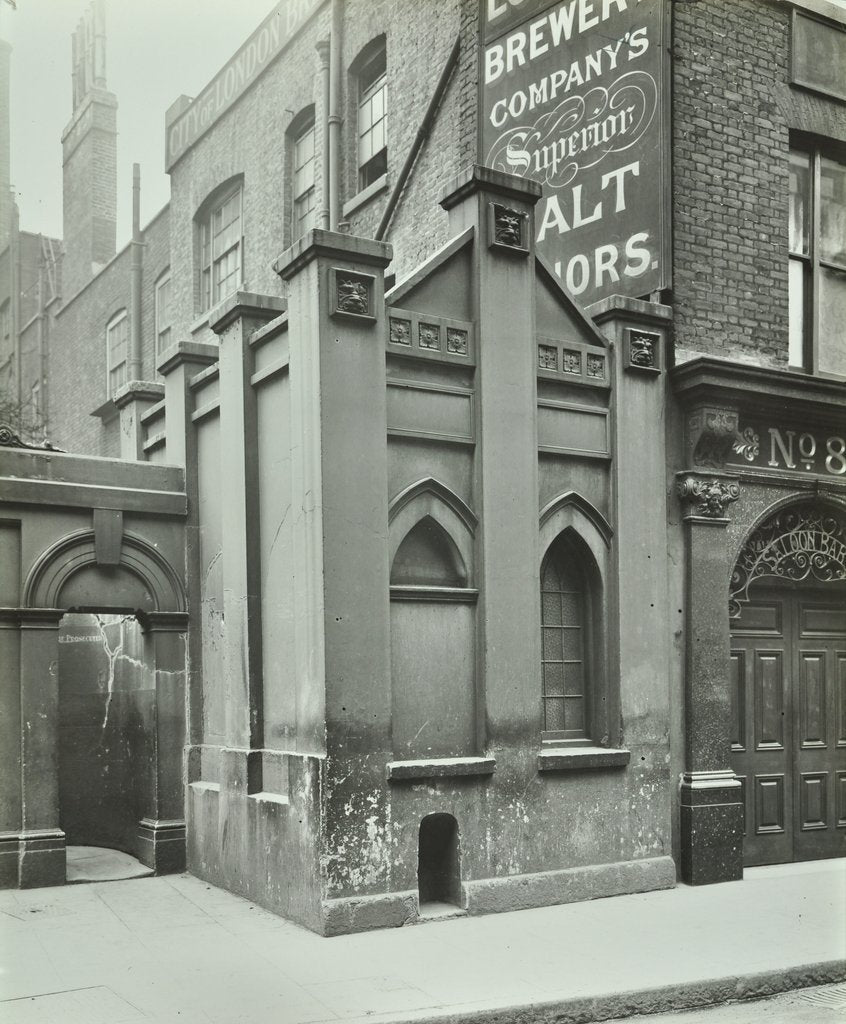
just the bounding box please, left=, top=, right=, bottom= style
left=385, top=227, right=474, bottom=323
left=535, top=254, right=609, bottom=350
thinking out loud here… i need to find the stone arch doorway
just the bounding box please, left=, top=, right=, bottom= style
left=728, top=502, right=846, bottom=866
left=58, top=612, right=154, bottom=866
left=11, top=525, right=188, bottom=887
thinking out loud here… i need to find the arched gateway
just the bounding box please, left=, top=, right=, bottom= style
left=729, top=502, right=846, bottom=866
left=0, top=439, right=188, bottom=889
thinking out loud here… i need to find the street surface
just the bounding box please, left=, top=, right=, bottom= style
left=602, top=983, right=846, bottom=1024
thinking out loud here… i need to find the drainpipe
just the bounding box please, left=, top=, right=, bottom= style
left=316, top=38, right=331, bottom=231
left=129, top=163, right=143, bottom=381
left=11, top=201, right=20, bottom=411
left=375, top=34, right=460, bottom=242
left=36, top=250, right=45, bottom=434
left=328, top=0, right=343, bottom=230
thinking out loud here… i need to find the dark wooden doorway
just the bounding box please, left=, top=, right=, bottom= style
left=730, top=587, right=846, bottom=866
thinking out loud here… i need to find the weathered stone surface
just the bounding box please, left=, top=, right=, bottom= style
left=463, top=856, right=676, bottom=917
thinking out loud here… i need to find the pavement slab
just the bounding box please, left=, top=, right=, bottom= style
left=0, top=859, right=843, bottom=1024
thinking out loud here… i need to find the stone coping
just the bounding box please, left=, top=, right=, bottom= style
left=538, top=746, right=631, bottom=771
left=387, top=757, right=496, bottom=781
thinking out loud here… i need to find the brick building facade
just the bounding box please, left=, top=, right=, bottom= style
left=0, top=0, right=844, bottom=934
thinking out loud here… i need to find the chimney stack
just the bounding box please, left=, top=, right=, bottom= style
left=61, top=0, right=117, bottom=297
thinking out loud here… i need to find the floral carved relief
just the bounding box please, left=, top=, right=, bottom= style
left=677, top=474, right=741, bottom=519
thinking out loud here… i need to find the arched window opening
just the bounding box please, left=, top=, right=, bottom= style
left=541, top=532, right=595, bottom=742
left=390, top=517, right=466, bottom=588
left=417, top=813, right=461, bottom=911
left=350, top=37, right=387, bottom=192
left=194, top=176, right=244, bottom=314
left=154, top=269, right=172, bottom=359
left=287, top=106, right=316, bottom=242
left=106, top=309, right=129, bottom=398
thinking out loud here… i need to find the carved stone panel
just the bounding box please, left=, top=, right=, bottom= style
left=536, top=336, right=609, bottom=387
left=385, top=307, right=474, bottom=364
left=389, top=317, right=411, bottom=346
left=329, top=268, right=376, bottom=322
left=488, top=203, right=530, bottom=255
left=624, top=328, right=662, bottom=374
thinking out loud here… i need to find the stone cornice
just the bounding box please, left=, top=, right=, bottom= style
left=671, top=357, right=846, bottom=419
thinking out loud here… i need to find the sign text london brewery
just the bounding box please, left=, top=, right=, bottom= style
left=165, top=0, right=323, bottom=171
left=480, top=0, right=669, bottom=305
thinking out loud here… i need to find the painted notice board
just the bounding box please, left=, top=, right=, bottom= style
left=479, top=0, right=670, bottom=306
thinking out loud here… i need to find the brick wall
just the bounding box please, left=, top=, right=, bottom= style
left=61, top=90, right=118, bottom=299
left=50, top=206, right=169, bottom=454
left=167, top=0, right=468, bottom=349
left=671, top=0, right=846, bottom=369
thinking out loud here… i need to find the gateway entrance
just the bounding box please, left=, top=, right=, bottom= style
left=730, top=588, right=846, bottom=866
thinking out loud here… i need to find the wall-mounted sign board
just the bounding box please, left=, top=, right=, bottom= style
left=479, top=0, right=670, bottom=306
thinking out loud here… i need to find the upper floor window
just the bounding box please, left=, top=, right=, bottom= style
left=789, top=142, right=846, bottom=376
left=357, top=44, right=387, bottom=190
left=106, top=310, right=129, bottom=398
left=292, top=119, right=316, bottom=239
left=198, top=183, right=242, bottom=312
left=155, top=270, right=172, bottom=358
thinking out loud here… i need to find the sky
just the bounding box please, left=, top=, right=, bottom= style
left=2, top=0, right=278, bottom=242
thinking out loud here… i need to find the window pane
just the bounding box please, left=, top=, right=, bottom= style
left=788, top=257, right=806, bottom=367
left=541, top=592, right=561, bottom=626
left=789, top=150, right=810, bottom=256
left=371, top=86, right=383, bottom=123
left=565, top=697, right=584, bottom=733
left=542, top=627, right=562, bottom=662
left=359, top=127, right=372, bottom=165
left=560, top=590, right=582, bottom=625
left=543, top=662, right=564, bottom=697
left=156, top=276, right=171, bottom=335
left=561, top=626, right=583, bottom=660
left=544, top=697, right=565, bottom=731
left=818, top=264, right=846, bottom=375
left=820, top=155, right=846, bottom=267
left=565, top=661, right=584, bottom=697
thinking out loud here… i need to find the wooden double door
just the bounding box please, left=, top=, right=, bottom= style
left=730, top=587, right=846, bottom=866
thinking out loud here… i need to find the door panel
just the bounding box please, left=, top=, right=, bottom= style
left=731, top=598, right=791, bottom=865
left=793, top=594, right=845, bottom=861
left=731, top=588, right=846, bottom=866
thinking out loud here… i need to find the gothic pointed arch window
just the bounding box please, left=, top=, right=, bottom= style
left=391, top=516, right=466, bottom=588
left=388, top=483, right=478, bottom=761
left=541, top=532, right=595, bottom=742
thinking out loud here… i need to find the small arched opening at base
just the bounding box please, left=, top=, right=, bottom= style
left=417, top=813, right=461, bottom=911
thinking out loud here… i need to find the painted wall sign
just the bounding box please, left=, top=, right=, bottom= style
left=729, top=422, right=846, bottom=477
left=479, top=0, right=669, bottom=305
left=791, top=11, right=846, bottom=104
left=165, top=0, right=324, bottom=171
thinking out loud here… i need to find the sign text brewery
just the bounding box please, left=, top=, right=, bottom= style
left=165, top=0, right=322, bottom=171
left=480, top=0, right=668, bottom=305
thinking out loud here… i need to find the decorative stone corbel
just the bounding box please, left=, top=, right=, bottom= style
left=677, top=473, right=741, bottom=521
left=685, top=405, right=740, bottom=468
